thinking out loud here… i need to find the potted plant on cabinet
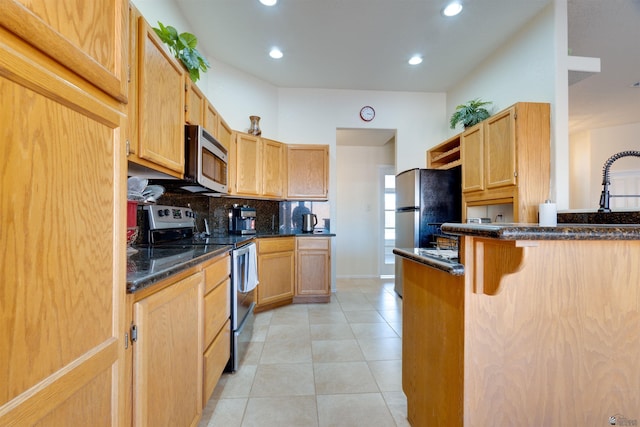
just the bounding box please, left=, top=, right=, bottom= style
left=449, top=98, right=492, bottom=129
left=153, top=21, right=210, bottom=82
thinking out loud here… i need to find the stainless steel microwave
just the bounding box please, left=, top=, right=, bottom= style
left=185, top=125, right=228, bottom=193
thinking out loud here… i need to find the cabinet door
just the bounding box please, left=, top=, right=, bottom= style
left=0, top=33, right=126, bottom=425
left=262, top=138, right=285, bottom=198
left=185, top=79, right=205, bottom=126
left=0, top=0, right=128, bottom=101
left=135, top=16, right=185, bottom=176
left=217, top=116, right=233, bottom=151
left=485, top=107, right=517, bottom=189
left=257, top=238, right=295, bottom=309
left=203, top=101, right=219, bottom=138
left=296, top=238, right=330, bottom=299
left=133, top=273, right=204, bottom=427
left=287, top=145, right=329, bottom=200
left=233, top=133, right=262, bottom=196
left=461, top=125, right=484, bottom=193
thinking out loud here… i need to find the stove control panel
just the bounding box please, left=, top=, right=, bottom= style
left=144, top=205, right=195, bottom=230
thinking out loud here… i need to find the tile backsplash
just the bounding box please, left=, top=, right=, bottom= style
left=138, top=192, right=331, bottom=235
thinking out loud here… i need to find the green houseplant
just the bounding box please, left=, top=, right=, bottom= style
left=153, top=21, right=210, bottom=82
left=449, top=98, right=492, bottom=129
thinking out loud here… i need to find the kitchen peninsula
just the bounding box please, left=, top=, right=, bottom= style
left=395, top=223, right=640, bottom=426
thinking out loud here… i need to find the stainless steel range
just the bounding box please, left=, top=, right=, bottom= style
left=141, top=205, right=258, bottom=372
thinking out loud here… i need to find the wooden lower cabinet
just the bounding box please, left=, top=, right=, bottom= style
left=202, top=254, right=231, bottom=406
left=294, top=237, right=331, bottom=303
left=256, top=237, right=295, bottom=311
left=132, top=272, right=204, bottom=427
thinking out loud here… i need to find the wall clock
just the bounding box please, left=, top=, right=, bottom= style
left=360, top=106, right=375, bottom=122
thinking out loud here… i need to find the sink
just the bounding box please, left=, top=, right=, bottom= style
left=557, top=210, right=640, bottom=225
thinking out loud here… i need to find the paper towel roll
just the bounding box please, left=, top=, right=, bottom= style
left=539, top=200, right=557, bottom=227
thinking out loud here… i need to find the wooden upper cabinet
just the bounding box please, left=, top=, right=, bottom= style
left=185, top=78, right=205, bottom=126
left=217, top=117, right=233, bottom=151
left=485, top=107, right=517, bottom=189
left=460, top=102, right=550, bottom=222
left=262, top=138, right=286, bottom=198
left=461, top=125, right=484, bottom=193
left=232, top=132, right=262, bottom=196
left=204, top=101, right=220, bottom=138
left=0, top=0, right=128, bottom=102
left=287, top=145, right=329, bottom=200
left=128, top=11, right=185, bottom=177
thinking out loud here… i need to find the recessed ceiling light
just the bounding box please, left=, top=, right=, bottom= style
left=269, top=48, right=283, bottom=59
left=443, top=1, right=463, bottom=17
left=408, top=55, right=423, bottom=65
left=260, top=0, right=277, bottom=5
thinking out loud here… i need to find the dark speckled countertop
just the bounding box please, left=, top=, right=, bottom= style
left=440, top=222, right=640, bottom=240
left=127, top=230, right=335, bottom=293
left=392, top=247, right=464, bottom=275
left=394, top=221, right=640, bottom=276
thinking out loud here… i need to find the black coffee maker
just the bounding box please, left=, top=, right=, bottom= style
left=229, top=204, right=256, bottom=234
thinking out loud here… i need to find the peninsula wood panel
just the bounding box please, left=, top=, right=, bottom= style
left=463, top=238, right=640, bottom=425
left=402, top=236, right=640, bottom=425
left=0, top=0, right=128, bottom=101
left=0, top=28, right=126, bottom=425
left=402, top=259, right=464, bottom=427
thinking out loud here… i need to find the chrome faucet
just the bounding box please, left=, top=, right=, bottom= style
left=598, top=150, right=640, bottom=212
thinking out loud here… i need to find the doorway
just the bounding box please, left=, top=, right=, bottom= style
left=335, top=129, right=396, bottom=279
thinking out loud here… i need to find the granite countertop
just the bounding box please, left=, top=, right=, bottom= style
left=393, top=247, right=464, bottom=276
left=126, top=230, right=336, bottom=293
left=441, top=222, right=640, bottom=240
left=127, top=244, right=232, bottom=293
left=394, top=221, right=640, bottom=276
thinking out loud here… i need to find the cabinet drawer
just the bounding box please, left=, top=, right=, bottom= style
left=204, top=279, right=230, bottom=346
left=259, top=237, right=295, bottom=254
left=297, top=237, right=330, bottom=251
left=203, top=319, right=231, bottom=406
left=204, top=254, right=230, bottom=294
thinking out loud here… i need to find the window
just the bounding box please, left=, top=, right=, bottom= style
left=381, top=168, right=396, bottom=276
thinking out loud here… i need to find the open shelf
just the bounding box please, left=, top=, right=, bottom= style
left=427, top=135, right=461, bottom=169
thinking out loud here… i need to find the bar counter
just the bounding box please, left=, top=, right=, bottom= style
left=397, top=222, right=640, bottom=426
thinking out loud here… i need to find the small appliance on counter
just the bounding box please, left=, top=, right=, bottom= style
left=229, top=204, right=257, bottom=235
left=302, top=213, right=318, bottom=232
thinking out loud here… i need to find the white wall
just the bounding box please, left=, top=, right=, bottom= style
left=335, top=143, right=394, bottom=278
left=568, top=122, right=640, bottom=209
left=446, top=3, right=561, bottom=203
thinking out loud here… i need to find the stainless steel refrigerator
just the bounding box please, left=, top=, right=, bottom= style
left=395, top=167, right=461, bottom=296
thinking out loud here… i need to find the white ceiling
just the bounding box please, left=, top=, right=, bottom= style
left=176, top=0, right=640, bottom=140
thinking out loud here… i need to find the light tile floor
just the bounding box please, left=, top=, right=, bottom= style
left=199, top=277, right=409, bottom=427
